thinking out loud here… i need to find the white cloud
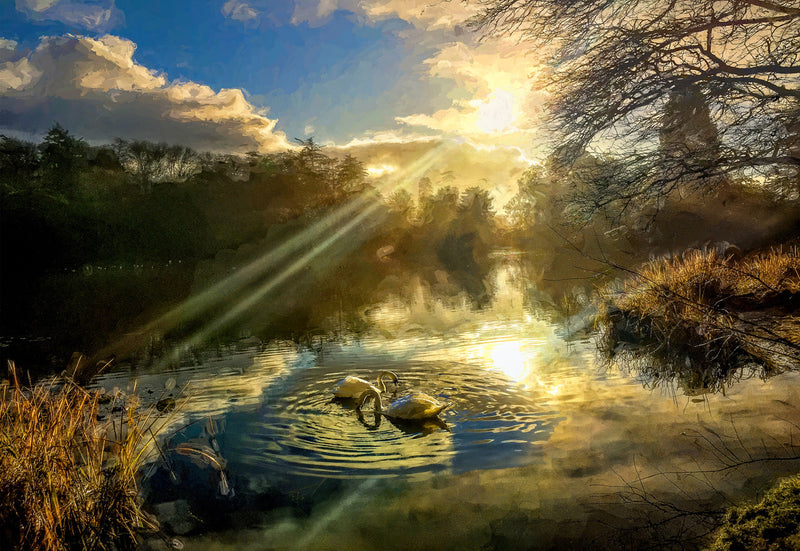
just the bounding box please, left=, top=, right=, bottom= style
left=393, top=36, right=549, bottom=152
left=0, top=39, right=19, bottom=51
left=0, top=34, right=289, bottom=153
left=361, top=0, right=479, bottom=31
left=0, top=39, right=21, bottom=64
left=288, top=0, right=549, bottom=157
left=0, top=57, right=43, bottom=92
left=222, top=0, right=260, bottom=22
left=16, top=0, right=124, bottom=31
left=290, top=0, right=478, bottom=30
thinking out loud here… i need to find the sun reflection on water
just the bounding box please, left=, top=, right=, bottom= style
left=488, top=340, right=528, bottom=382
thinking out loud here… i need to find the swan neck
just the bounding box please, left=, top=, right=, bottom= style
left=368, top=389, right=382, bottom=412
left=376, top=371, right=397, bottom=393
left=359, top=389, right=382, bottom=413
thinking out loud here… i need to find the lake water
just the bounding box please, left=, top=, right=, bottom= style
left=93, top=255, right=800, bottom=550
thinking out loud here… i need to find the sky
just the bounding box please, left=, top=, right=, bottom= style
left=0, top=0, right=550, bottom=204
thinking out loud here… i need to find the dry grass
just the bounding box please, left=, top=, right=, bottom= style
left=600, top=244, right=800, bottom=380
left=614, top=245, right=800, bottom=315
left=0, top=361, right=172, bottom=550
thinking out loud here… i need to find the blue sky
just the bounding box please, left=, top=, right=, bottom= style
left=1, top=0, right=449, bottom=142
left=0, top=0, right=545, bottom=201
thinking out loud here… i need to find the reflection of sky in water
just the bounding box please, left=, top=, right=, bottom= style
left=96, top=258, right=800, bottom=550
left=97, top=259, right=583, bottom=480
left=92, top=256, right=800, bottom=551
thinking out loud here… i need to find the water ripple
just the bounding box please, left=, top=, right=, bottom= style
left=223, top=359, right=562, bottom=479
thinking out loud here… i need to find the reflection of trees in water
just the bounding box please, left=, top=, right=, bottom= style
left=602, top=342, right=764, bottom=398
left=596, top=318, right=775, bottom=397
left=596, top=292, right=800, bottom=397
left=1, top=128, right=506, bottom=369
left=595, top=417, right=800, bottom=551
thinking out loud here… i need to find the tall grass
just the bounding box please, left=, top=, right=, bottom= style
left=599, top=244, right=800, bottom=380
left=0, top=361, right=171, bottom=550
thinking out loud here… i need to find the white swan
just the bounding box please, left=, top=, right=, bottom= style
left=356, top=388, right=452, bottom=420
left=331, top=370, right=399, bottom=399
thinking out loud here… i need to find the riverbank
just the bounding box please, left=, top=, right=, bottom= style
left=597, top=243, right=800, bottom=549
left=0, top=360, right=175, bottom=550
left=598, top=244, right=800, bottom=389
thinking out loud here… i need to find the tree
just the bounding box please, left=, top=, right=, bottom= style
left=0, top=135, right=39, bottom=188
left=39, top=124, right=87, bottom=190
left=386, top=188, right=414, bottom=214
left=112, top=139, right=198, bottom=191
left=113, top=138, right=164, bottom=192
left=458, top=186, right=495, bottom=222
left=333, top=154, right=369, bottom=200
left=472, top=0, right=800, bottom=217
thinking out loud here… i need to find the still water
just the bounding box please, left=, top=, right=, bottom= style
left=95, top=256, right=800, bottom=550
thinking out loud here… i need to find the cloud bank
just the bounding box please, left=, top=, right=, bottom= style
left=0, top=34, right=289, bottom=152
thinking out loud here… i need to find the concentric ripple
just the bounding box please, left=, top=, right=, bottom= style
left=223, top=360, right=563, bottom=480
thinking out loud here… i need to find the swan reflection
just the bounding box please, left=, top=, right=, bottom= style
left=356, top=408, right=450, bottom=436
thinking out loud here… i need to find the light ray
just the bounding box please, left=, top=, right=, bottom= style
left=99, top=141, right=451, bottom=365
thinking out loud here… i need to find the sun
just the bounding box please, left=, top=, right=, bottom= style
left=475, top=90, right=516, bottom=133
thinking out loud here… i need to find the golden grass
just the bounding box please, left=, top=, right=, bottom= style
left=600, top=244, right=800, bottom=376
left=0, top=361, right=171, bottom=550
left=614, top=245, right=800, bottom=317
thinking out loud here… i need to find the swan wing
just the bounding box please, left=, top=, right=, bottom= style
left=386, top=392, right=452, bottom=420
left=332, top=376, right=379, bottom=398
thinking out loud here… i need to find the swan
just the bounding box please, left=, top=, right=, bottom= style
left=331, top=370, right=399, bottom=399
left=356, top=388, right=452, bottom=420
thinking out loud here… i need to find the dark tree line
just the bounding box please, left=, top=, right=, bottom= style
left=1, top=125, right=507, bottom=367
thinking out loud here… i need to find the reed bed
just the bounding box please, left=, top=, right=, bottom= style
left=0, top=361, right=170, bottom=550
left=599, top=244, right=800, bottom=380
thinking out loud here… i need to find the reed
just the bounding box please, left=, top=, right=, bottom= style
left=599, top=244, right=800, bottom=375
left=0, top=361, right=169, bottom=550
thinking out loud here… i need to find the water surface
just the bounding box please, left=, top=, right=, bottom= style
left=94, top=257, right=800, bottom=550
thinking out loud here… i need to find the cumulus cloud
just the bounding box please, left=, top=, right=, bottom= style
left=0, top=34, right=290, bottom=152
left=15, top=0, right=124, bottom=32
left=361, top=0, right=479, bottom=30
left=289, top=0, right=549, bottom=159
left=392, top=36, right=550, bottom=156
left=222, top=0, right=260, bottom=22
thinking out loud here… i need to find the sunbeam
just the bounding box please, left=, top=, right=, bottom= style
left=97, top=142, right=450, bottom=366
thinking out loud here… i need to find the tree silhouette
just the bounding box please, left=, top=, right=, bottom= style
left=472, top=0, right=800, bottom=217
left=39, top=124, right=87, bottom=191
left=0, top=135, right=39, bottom=188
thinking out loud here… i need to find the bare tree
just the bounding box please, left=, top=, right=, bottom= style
left=471, top=0, right=800, bottom=218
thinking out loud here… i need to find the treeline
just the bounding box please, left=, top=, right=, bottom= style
left=0, top=127, right=372, bottom=267
left=500, top=148, right=800, bottom=311
left=0, top=125, right=503, bottom=366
